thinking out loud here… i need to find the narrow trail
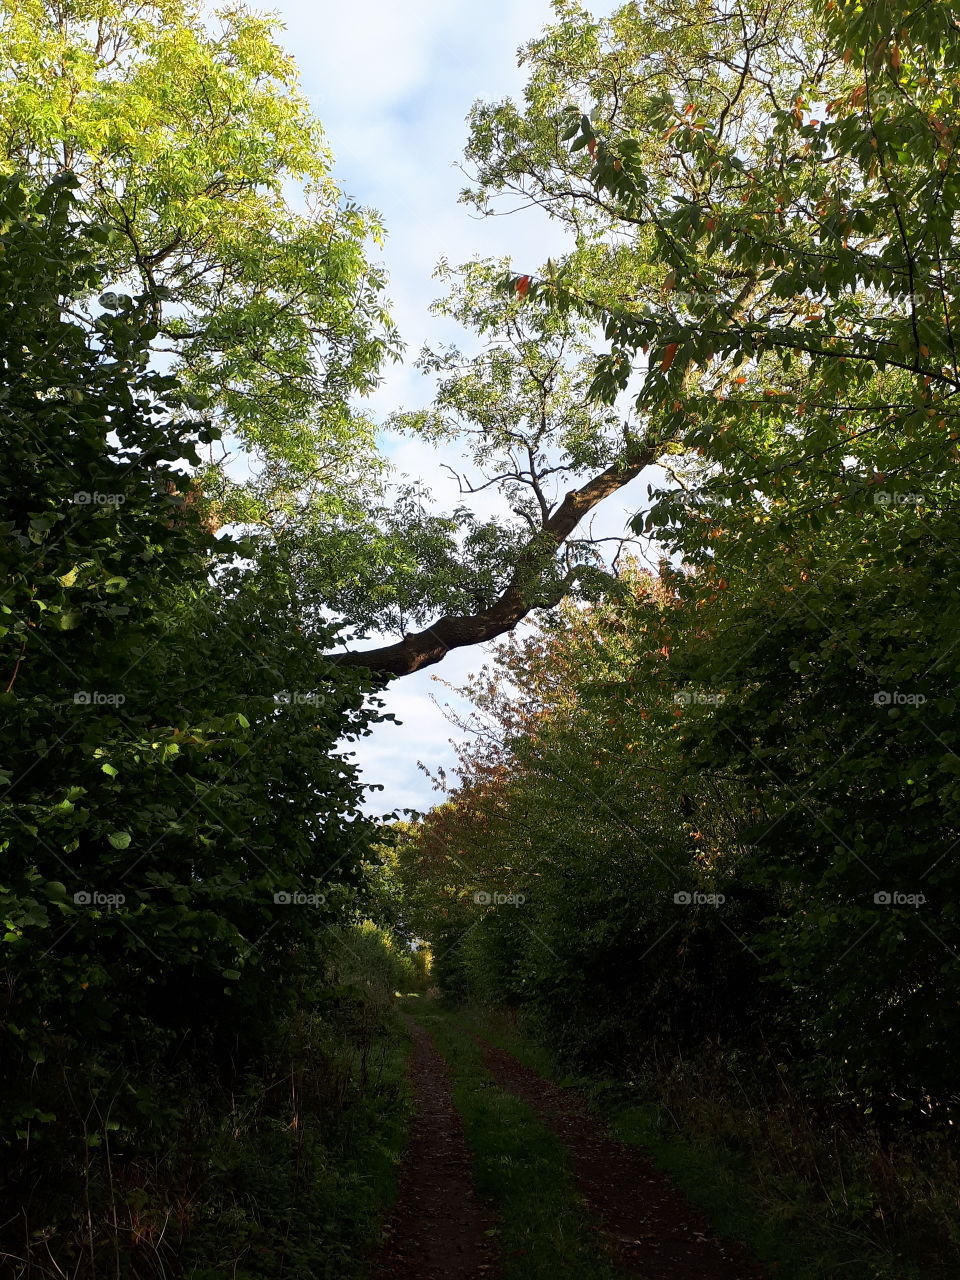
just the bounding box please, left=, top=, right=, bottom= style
left=477, top=1037, right=767, bottom=1280
left=369, top=1014, right=501, bottom=1280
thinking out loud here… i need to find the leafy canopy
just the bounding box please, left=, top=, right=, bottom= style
left=0, top=0, right=399, bottom=499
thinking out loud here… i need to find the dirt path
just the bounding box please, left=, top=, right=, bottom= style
left=478, top=1037, right=767, bottom=1280
left=369, top=1015, right=501, bottom=1280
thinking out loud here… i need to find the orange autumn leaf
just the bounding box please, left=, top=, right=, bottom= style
left=661, top=342, right=680, bottom=371
left=515, top=275, right=531, bottom=297
left=587, top=138, right=597, bottom=159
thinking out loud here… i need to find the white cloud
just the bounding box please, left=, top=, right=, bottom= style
left=280, top=0, right=465, bottom=117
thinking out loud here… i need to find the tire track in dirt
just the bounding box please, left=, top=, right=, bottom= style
left=478, top=1037, right=766, bottom=1280
left=369, top=1014, right=501, bottom=1280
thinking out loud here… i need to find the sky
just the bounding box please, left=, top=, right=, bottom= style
left=266, top=0, right=644, bottom=816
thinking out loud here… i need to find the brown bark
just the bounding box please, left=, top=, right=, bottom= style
left=329, top=442, right=660, bottom=677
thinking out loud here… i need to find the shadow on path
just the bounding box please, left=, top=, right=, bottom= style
left=368, top=1014, right=501, bottom=1280
left=478, top=1036, right=767, bottom=1280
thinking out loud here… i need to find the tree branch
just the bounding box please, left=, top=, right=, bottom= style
left=329, top=441, right=661, bottom=677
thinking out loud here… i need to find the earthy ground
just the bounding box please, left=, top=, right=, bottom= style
left=478, top=1036, right=767, bottom=1280
left=370, top=1014, right=765, bottom=1279
left=368, top=1015, right=501, bottom=1280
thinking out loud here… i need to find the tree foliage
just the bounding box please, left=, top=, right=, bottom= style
left=0, top=0, right=398, bottom=495
left=0, top=173, right=389, bottom=1268
left=397, top=510, right=960, bottom=1111
left=393, top=0, right=960, bottom=1118
left=6, top=0, right=960, bottom=1266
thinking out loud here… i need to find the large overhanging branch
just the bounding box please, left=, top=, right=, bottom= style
left=329, top=440, right=662, bottom=678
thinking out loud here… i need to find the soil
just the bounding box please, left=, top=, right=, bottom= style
left=477, top=1036, right=767, bottom=1280
left=369, top=1014, right=768, bottom=1279
left=368, top=1014, right=501, bottom=1280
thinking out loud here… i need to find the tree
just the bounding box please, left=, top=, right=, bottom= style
left=0, top=0, right=661, bottom=676
left=332, top=0, right=960, bottom=676
left=0, top=0, right=398, bottom=497
left=329, top=261, right=664, bottom=674
left=470, top=0, right=960, bottom=505
left=393, top=563, right=771, bottom=1060
left=402, top=482, right=960, bottom=1108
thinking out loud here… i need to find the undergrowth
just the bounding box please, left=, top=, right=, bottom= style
left=3, top=925, right=417, bottom=1280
